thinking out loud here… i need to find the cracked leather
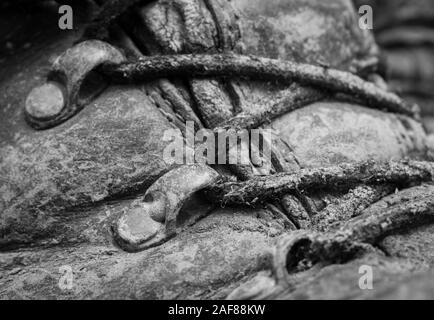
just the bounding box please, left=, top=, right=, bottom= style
left=0, top=0, right=433, bottom=299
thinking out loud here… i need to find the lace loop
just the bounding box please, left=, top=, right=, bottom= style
left=100, top=53, right=420, bottom=119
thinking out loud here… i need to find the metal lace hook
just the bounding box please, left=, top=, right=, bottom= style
left=113, top=164, right=220, bottom=252
left=25, top=40, right=126, bottom=129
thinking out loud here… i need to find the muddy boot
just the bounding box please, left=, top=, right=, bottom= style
left=0, top=0, right=433, bottom=299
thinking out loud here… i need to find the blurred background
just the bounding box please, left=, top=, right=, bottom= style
left=355, top=0, right=434, bottom=133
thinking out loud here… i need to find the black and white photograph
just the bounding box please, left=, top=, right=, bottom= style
left=0, top=0, right=433, bottom=306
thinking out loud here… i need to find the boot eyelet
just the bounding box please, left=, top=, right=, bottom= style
left=24, top=40, right=126, bottom=130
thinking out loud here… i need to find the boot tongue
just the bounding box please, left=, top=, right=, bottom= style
left=112, top=0, right=380, bottom=128
left=116, top=0, right=378, bottom=72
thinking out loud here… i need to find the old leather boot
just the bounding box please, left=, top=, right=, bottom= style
left=0, top=0, right=433, bottom=299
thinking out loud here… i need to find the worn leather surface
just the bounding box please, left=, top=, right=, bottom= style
left=0, top=0, right=433, bottom=299
left=0, top=1, right=290, bottom=299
